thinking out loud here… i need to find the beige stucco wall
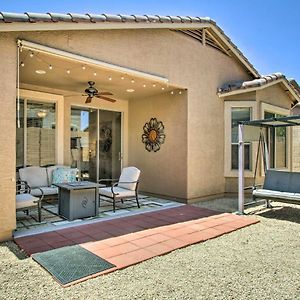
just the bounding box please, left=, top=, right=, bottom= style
left=128, top=92, right=188, bottom=199
left=0, top=28, right=257, bottom=239
left=0, top=34, right=17, bottom=241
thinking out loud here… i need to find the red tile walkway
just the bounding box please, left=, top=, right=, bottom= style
left=15, top=205, right=221, bottom=255
left=57, top=212, right=258, bottom=286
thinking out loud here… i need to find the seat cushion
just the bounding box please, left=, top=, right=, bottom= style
left=47, top=165, right=70, bottom=186
left=19, top=166, right=48, bottom=188
left=99, top=187, right=136, bottom=198
left=16, top=193, right=39, bottom=209
left=118, top=167, right=141, bottom=191
left=31, top=186, right=58, bottom=197
left=52, top=168, right=77, bottom=185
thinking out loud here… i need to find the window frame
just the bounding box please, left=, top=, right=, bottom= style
left=224, top=100, right=257, bottom=177
left=17, top=89, right=64, bottom=167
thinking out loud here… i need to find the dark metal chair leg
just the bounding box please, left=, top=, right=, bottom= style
left=113, top=196, right=116, bottom=212
left=38, top=201, right=42, bottom=222
left=136, top=191, right=140, bottom=208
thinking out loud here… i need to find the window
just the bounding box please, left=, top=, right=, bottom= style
left=16, top=99, right=56, bottom=167
left=264, top=111, right=287, bottom=168
left=231, top=108, right=251, bottom=170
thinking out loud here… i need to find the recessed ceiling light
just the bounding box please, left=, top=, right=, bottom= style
left=142, top=84, right=146, bottom=88
left=82, top=66, right=86, bottom=70
left=108, top=76, right=112, bottom=81
left=171, top=91, right=174, bottom=95
left=131, top=79, right=135, bottom=83
left=152, top=84, right=156, bottom=87
left=35, top=69, right=46, bottom=74
left=161, top=87, right=165, bottom=90
left=66, top=69, right=71, bottom=74
left=121, top=76, right=125, bottom=80
left=126, top=89, right=135, bottom=93
left=179, top=91, right=182, bottom=94
left=93, top=72, right=97, bottom=76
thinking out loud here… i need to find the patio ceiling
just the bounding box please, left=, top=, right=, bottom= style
left=19, top=47, right=181, bottom=101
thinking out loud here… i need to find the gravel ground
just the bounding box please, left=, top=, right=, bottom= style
left=0, top=202, right=299, bottom=300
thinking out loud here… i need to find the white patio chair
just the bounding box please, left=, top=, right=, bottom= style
left=98, top=167, right=141, bottom=212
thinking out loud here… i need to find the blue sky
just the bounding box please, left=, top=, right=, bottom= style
left=1, top=0, right=299, bottom=82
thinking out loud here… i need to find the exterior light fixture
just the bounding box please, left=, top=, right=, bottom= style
left=37, top=109, right=47, bottom=118
left=35, top=69, right=46, bottom=74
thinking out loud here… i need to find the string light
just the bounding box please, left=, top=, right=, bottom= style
left=20, top=62, right=25, bottom=67
left=121, top=76, right=125, bottom=80
left=142, top=84, right=146, bottom=88
left=93, top=72, right=97, bottom=76
left=29, top=52, right=34, bottom=58
left=152, top=83, right=156, bottom=87
left=82, top=66, right=86, bottom=70
left=161, top=87, right=165, bottom=90
left=171, top=91, right=174, bottom=95
left=131, top=79, right=135, bottom=83
left=49, top=65, right=53, bottom=70
left=179, top=91, right=182, bottom=95
left=66, top=69, right=70, bottom=74
left=108, top=76, right=112, bottom=81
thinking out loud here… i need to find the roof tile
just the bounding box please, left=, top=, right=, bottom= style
left=68, top=13, right=91, bottom=23
left=103, top=14, right=122, bottom=22
left=177, top=16, right=192, bottom=23
left=131, top=15, right=148, bottom=22
left=144, top=15, right=160, bottom=23
left=48, top=13, right=72, bottom=22
left=1, top=12, right=29, bottom=23
left=156, top=15, right=172, bottom=23
left=86, top=14, right=106, bottom=23
left=118, top=14, right=136, bottom=22
left=167, top=16, right=182, bottom=23
left=24, top=12, right=52, bottom=22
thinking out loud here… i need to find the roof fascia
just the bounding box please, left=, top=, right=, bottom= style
left=218, top=79, right=300, bottom=102
left=0, top=21, right=210, bottom=32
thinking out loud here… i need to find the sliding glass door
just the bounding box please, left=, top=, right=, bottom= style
left=70, top=108, right=122, bottom=181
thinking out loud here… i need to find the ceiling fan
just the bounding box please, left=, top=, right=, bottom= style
left=83, top=81, right=117, bottom=104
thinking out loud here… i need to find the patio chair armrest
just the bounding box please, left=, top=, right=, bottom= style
left=34, top=187, right=45, bottom=201
left=16, top=180, right=31, bottom=193
left=114, top=180, right=139, bottom=185
left=98, top=178, right=118, bottom=183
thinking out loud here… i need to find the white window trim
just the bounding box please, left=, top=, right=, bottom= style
left=224, top=101, right=257, bottom=177
left=19, top=89, right=64, bottom=165
left=261, top=102, right=291, bottom=170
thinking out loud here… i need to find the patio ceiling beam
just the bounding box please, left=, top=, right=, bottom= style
left=17, top=39, right=170, bottom=84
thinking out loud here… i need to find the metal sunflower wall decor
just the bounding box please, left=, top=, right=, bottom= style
left=142, top=118, right=166, bottom=152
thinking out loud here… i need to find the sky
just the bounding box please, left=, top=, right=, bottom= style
left=0, top=0, right=299, bottom=82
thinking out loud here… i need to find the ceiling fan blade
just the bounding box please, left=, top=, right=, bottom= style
left=99, top=92, right=113, bottom=96
left=95, top=95, right=117, bottom=103
left=85, top=96, right=93, bottom=104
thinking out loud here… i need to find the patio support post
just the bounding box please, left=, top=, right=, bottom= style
left=238, top=124, right=245, bottom=214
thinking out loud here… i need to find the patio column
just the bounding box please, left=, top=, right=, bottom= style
left=238, top=124, right=245, bottom=214
left=0, top=37, right=17, bottom=241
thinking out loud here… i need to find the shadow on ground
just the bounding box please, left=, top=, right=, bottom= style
left=0, top=241, right=28, bottom=260
left=256, top=205, right=300, bottom=224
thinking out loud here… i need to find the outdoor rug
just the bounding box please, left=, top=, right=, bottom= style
left=32, top=245, right=115, bottom=286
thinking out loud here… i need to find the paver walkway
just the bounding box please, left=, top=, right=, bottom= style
left=15, top=205, right=220, bottom=255
left=15, top=205, right=259, bottom=286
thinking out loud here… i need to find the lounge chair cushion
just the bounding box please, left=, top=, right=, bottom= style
left=99, top=187, right=136, bottom=198
left=19, top=166, right=48, bottom=189
left=31, top=187, right=58, bottom=197
left=118, top=167, right=140, bottom=191
left=16, top=193, right=39, bottom=209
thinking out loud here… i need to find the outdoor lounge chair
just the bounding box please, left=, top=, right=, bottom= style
left=16, top=181, right=44, bottom=222
left=98, top=167, right=141, bottom=212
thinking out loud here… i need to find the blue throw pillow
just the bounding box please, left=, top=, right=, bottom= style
left=52, top=168, right=77, bottom=185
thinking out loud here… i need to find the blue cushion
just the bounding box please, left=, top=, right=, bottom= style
left=52, top=168, right=77, bottom=185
